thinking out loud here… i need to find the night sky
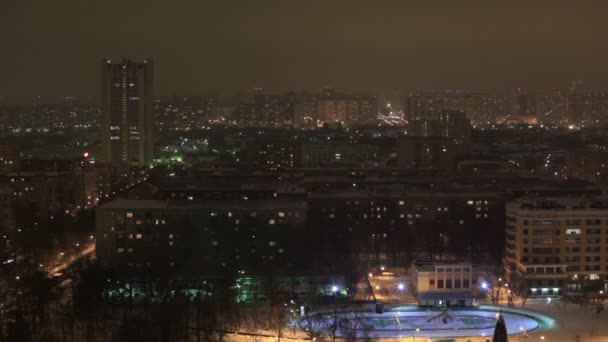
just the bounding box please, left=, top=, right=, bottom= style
left=2, top=0, right=608, bottom=99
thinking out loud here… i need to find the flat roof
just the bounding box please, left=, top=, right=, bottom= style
left=309, top=191, right=500, bottom=199
left=508, top=196, right=608, bottom=211
left=98, top=197, right=307, bottom=211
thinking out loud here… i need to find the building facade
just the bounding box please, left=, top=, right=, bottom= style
left=411, top=259, right=476, bottom=293
left=504, top=197, right=608, bottom=296
left=397, top=137, right=456, bottom=171
left=101, top=58, right=154, bottom=167
left=96, top=195, right=308, bottom=281
left=566, top=149, right=608, bottom=184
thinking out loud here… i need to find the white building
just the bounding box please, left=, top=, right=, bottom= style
left=411, top=259, right=477, bottom=293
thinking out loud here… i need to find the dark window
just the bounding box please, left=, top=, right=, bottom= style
left=437, top=280, right=444, bottom=288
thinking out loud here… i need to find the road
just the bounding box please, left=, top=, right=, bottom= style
left=48, top=243, right=96, bottom=276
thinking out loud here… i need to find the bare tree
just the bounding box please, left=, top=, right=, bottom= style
left=557, top=293, right=574, bottom=311
left=504, top=272, right=532, bottom=308
left=267, top=303, right=288, bottom=342
left=340, top=310, right=370, bottom=342
left=326, top=303, right=346, bottom=342
left=488, top=283, right=503, bottom=305
left=298, top=309, right=327, bottom=341
left=589, top=292, right=606, bottom=316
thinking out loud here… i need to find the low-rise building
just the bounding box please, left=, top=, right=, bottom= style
left=411, top=259, right=477, bottom=293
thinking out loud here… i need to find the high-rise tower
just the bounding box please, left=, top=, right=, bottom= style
left=101, top=58, right=154, bottom=167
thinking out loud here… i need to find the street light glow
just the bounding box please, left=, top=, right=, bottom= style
left=397, top=283, right=405, bottom=291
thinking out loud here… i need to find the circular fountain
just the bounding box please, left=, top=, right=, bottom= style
left=303, top=305, right=553, bottom=339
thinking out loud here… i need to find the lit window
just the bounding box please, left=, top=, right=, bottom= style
left=126, top=213, right=133, bottom=218
left=269, top=219, right=276, bottom=225
left=278, top=212, right=285, bottom=217
left=136, top=234, right=142, bottom=239
left=269, top=241, right=276, bottom=246
left=169, top=241, right=174, bottom=246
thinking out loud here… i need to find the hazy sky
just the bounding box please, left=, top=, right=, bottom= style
left=2, top=0, right=608, bottom=100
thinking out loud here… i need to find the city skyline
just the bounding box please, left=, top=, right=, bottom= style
left=3, top=0, right=608, bottom=99
left=2, top=2, right=608, bottom=341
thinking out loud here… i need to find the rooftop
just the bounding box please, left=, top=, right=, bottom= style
left=509, top=196, right=608, bottom=211
left=98, top=197, right=307, bottom=211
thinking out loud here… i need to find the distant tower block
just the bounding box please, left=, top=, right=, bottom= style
left=101, top=58, right=154, bottom=167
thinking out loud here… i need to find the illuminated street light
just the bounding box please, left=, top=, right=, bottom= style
left=397, top=283, right=405, bottom=291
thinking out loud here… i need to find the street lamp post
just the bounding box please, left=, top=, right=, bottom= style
left=414, top=327, right=420, bottom=342
left=520, top=326, right=529, bottom=342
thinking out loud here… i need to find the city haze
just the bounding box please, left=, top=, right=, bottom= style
left=2, top=0, right=608, bottom=100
